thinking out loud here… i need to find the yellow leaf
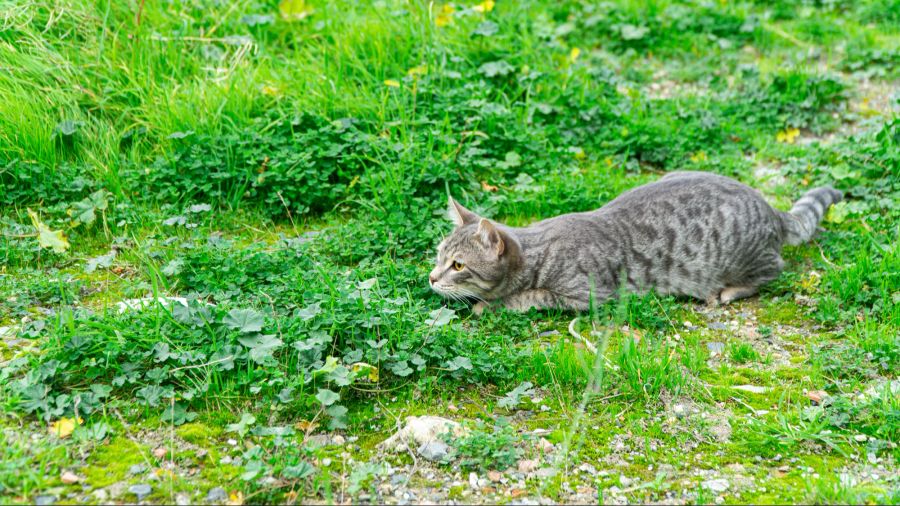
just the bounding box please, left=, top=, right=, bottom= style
left=473, top=0, right=495, bottom=13
left=571, top=147, right=586, bottom=160
left=435, top=14, right=452, bottom=27
left=28, top=209, right=70, bottom=254
left=441, top=4, right=455, bottom=14
left=278, top=0, right=312, bottom=21
left=776, top=127, right=800, bottom=144
left=383, top=79, right=401, bottom=88
left=569, top=47, right=581, bottom=62
left=351, top=362, right=379, bottom=382
left=690, top=151, right=708, bottom=163
left=407, top=65, right=428, bottom=77
left=294, top=420, right=320, bottom=432
left=604, top=156, right=614, bottom=167
left=49, top=417, right=82, bottom=438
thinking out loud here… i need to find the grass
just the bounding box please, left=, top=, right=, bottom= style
left=1, top=0, right=898, bottom=503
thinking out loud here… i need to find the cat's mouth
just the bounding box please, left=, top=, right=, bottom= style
left=430, top=282, right=484, bottom=303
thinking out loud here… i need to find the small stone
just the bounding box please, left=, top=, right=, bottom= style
left=34, top=496, right=56, bottom=506
left=538, top=438, right=554, bottom=452
left=417, top=441, right=449, bottom=462
left=539, top=330, right=560, bottom=337
left=468, top=472, right=479, bottom=489
left=535, top=467, right=558, bottom=478
left=153, top=447, right=167, bottom=459
left=227, top=438, right=238, bottom=446
left=708, top=322, right=728, bottom=331
left=683, top=321, right=692, bottom=328
left=196, top=449, right=208, bottom=459
left=673, top=404, right=687, bottom=418
left=448, top=404, right=459, bottom=412
left=129, top=484, right=152, bottom=501
left=578, top=463, right=597, bottom=475
left=701, top=479, right=729, bottom=493
left=91, top=489, right=108, bottom=502
left=487, top=470, right=502, bottom=482
left=854, top=434, right=868, bottom=442
left=219, top=456, right=233, bottom=465
left=60, top=471, right=80, bottom=484
left=128, top=463, right=148, bottom=475
left=331, top=435, right=346, bottom=445
left=321, top=457, right=332, bottom=466
left=518, top=459, right=539, bottom=473
left=206, top=487, right=228, bottom=502
left=619, top=475, right=633, bottom=487
left=176, top=493, right=191, bottom=505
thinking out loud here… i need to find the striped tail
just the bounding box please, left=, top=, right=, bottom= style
left=780, top=186, right=843, bottom=245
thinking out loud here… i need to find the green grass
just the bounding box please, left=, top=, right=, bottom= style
left=1, top=0, right=898, bottom=503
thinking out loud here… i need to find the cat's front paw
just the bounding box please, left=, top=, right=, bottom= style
left=472, top=301, right=489, bottom=316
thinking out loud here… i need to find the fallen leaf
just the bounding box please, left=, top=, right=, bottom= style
left=49, top=417, right=82, bottom=438
left=481, top=181, right=499, bottom=192
left=152, top=447, right=167, bottom=459
left=407, top=65, right=428, bottom=77
left=295, top=420, right=320, bottom=432
left=487, top=470, right=502, bottom=482
left=28, top=210, right=70, bottom=254
left=510, top=488, right=527, bottom=498
left=383, top=79, right=400, bottom=88
left=806, top=390, right=828, bottom=405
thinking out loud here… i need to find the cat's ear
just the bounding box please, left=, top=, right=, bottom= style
left=475, top=218, right=505, bottom=256
left=448, top=196, right=478, bottom=226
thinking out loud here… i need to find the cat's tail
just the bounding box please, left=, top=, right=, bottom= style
left=780, top=186, right=843, bottom=245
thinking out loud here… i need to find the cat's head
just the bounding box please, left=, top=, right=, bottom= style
left=428, top=197, right=521, bottom=301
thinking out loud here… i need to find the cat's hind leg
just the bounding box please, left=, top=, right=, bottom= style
left=717, top=285, right=759, bottom=304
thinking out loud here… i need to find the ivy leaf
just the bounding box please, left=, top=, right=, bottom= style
left=237, top=334, right=283, bottom=364
left=478, top=60, right=515, bottom=78
left=85, top=250, right=116, bottom=273
left=226, top=413, right=257, bottom=437
left=223, top=308, right=265, bottom=333
left=389, top=360, right=413, bottom=377
left=619, top=24, right=649, bottom=40
left=326, top=404, right=348, bottom=429
left=425, top=307, right=456, bottom=327
left=472, top=21, right=498, bottom=37
left=497, top=381, right=536, bottom=409
left=295, top=302, right=321, bottom=321
left=28, top=210, right=69, bottom=254
left=53, top=120, right=82, bottom=139
left=446, top=356, right=473, bottom=371
left=316, top=388, right=339, bottom=406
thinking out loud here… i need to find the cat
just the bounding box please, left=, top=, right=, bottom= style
left=428, top=171, right=842, bottom=313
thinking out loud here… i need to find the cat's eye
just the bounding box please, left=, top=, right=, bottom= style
left=452, top=261, right=465, bottom=271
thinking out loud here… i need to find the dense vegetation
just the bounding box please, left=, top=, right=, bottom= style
left=1, top=0, right=898, bottom=503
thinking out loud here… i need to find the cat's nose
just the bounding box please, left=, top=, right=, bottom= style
left=428, top=273, right=438, bottom=284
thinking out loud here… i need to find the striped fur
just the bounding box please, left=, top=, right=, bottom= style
left=428, top=172, right=841, bottom=312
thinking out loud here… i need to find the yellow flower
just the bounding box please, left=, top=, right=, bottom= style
left=383, top=79, right=401, bottom=88
left=690, top=151, right=708, bottom=163
left=49, top=417, right=83, bottom=438
left=406, top=65, right=428, bottom=77
left=776, top=127, right=800, bottom=144
left=569, top=47, right=581, bottom=63
left=473, top=0, right=495, bottom=13
left=604, top=156, right=614, bottom=167
left=436, top=4, right=454, bottom=26
left=261, top=84, right=281, bottom=97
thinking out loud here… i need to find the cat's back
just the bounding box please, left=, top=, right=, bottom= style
left=600, top=171, right=765, bottom=215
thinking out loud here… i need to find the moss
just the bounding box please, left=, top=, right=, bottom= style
left=758, top=301, right=802, bottom=326
left=176, top=422, right=222, bottom=445
left=83, top=437, right=147, bottom=488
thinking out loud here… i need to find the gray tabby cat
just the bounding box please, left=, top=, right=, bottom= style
left=428, top=171, right=841, bottom=313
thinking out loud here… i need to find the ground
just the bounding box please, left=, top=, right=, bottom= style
left=1, top=0, right=899, bottom=504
